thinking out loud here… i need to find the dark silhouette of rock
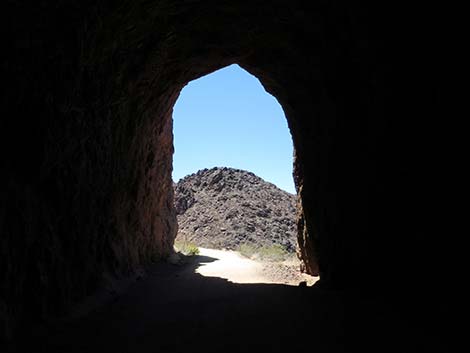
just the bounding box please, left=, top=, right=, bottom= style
left=1, top=1, right=455, bottom=350
left=174, top=167, right=297, bottom=252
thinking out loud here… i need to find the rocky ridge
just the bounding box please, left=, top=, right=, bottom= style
left=174, top=167, right=297, bottom=252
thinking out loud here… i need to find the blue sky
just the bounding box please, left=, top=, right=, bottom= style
left=172, top=64, right=296, bottom=194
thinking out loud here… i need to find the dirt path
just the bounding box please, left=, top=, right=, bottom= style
left=196, top=247, right=318, bottom=286
left=12, top=250, right=437, bottom=353
left=195, top=248, right=270, bottom=283
left=21, top=254, right=337, bottom=353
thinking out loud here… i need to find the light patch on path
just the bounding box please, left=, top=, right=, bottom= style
left=196, top=247, right=271, bottom=284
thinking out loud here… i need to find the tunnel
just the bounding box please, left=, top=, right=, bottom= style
left=1, top=1, right=456, bottom=352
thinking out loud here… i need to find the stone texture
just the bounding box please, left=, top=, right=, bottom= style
left=1, top=0, right=453, bottom=344
left=174, top=167, right=297, bottom=252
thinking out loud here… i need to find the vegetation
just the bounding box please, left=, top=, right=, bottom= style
left=237, top=243, right=257, bottom=258
left=237, top=243, right=290, bottom=262
left=174, top=240, right=200, bottom=256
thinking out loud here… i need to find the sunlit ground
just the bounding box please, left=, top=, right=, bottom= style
left=195, top=247, right=318, bottom=286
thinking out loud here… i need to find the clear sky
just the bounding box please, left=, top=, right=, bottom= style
left=172, top=64, right=296, bottom=194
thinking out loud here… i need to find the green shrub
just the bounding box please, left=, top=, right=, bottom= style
left=238, top=243, right=289, bottom=262
left=237, top=243, right=257, bottom=258
left=174, top=240, right=200, bottom=256
left=185, top=243, right=200, bottom=256
left=258, top=244, right=289, bottom=262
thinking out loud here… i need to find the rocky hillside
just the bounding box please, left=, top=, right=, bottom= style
left=174, top=167, right=297, bottom=252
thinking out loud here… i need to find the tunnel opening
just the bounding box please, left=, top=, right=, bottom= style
left=2, top=2, right=454, bottom=351
left=171, top=64, right=316, bottom=285
left=172, top=64, right=295, bottom=194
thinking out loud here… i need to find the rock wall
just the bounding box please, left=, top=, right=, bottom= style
left=1, top=0, right=452, bottom=342
left=1, top=1, right=182, bottom=338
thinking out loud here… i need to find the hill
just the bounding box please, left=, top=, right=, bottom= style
left=174, top=167, right=297, bottom=252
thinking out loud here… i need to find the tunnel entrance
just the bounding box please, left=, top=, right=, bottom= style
left=1, top=2, right=452, bottom=350
left=170, top=64, right=316, bottom=285
left=172, top=64, right=295, bottom=194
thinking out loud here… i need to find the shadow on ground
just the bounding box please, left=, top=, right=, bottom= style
left=11, top=255, right=448, bottom=353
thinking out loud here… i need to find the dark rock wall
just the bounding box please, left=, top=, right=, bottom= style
left=1, top=0, right=451, bottom=341
left=1, top=1, right=183, bottom=338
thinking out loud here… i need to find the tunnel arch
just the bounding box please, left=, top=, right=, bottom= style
left=136, top=50, right=322, bottom=275
left=1, top=5, right=349, bottom=335
left=3, top=0, right=446, bottom=341
left=110, top=1, right=333, bottom=277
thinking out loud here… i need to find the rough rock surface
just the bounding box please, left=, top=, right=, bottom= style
left=174, top=167, right=297, bottom=252
left=1, top=0, right=453, bottom=345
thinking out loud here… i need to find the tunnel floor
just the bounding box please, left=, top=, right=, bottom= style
left=14, top=256, right=443, bottom=353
